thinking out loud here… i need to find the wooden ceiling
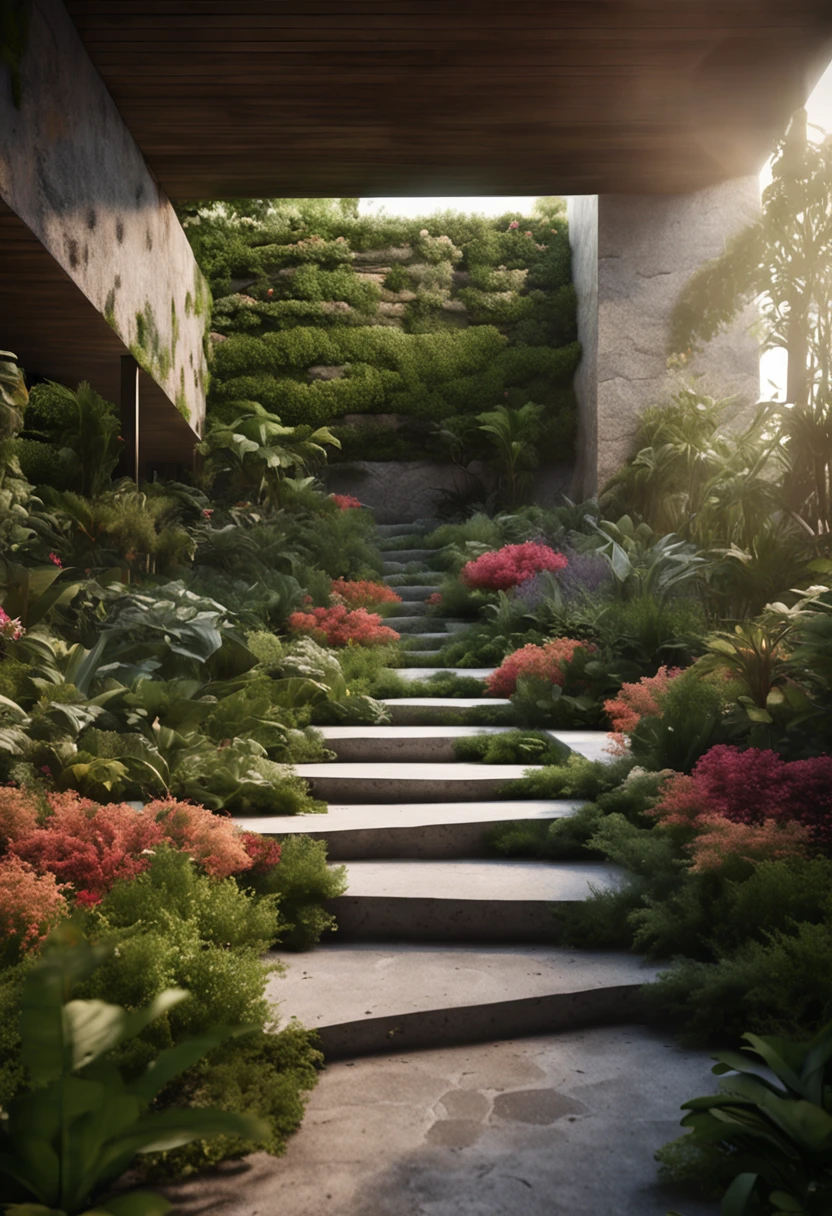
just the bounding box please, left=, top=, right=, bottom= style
left=0, top=201, right=198, bottom=467
left=64, top=0, right=832, bottom=200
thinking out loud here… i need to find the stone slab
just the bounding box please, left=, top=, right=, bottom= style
left=338, top=859, right=620, bottom=902
left=389, top=667, right=494, bottom=682
left=314, top=725, right=575, bottom=763
left=162, top=1026, right=718, bottom=1216
left=295, top=761, right=540, bottom=803
left=232, top=800, right=580, bottom=860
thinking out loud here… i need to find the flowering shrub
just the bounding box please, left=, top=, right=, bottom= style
left=288, top=604, right=400, bottom=647
left=487, top=637, right=594, bottom=698
left=0, top=788, right=40, bottom=848
left=146, top=798, right=254, bottom=879
left=330, top=578, right=401, bottom=609
left=461, top=543, right=568, bottom=591
left=688, top=815, right=809, bottom=872
left=11, top=793, right=165, bottom=902
left=0, top=607, right=24, bottom=641
left=0, top=856, right=68, bottom=959
left=240, top=831, right=283, bottom=875
left=426, top=592, right=442, bottom=606
left=604, top=667, right=681, bottom=750
left=651, top=746, right=832, bottom=860
left=330, top=493, right=362, bottom=510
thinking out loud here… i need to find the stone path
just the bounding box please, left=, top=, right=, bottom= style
left=220, top=517, right=716, bottom=1214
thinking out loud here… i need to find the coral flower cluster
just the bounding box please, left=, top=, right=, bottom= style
left=486, top=637, right=593, bottom=698
left=461, top=543, right=568, bottom=591
left=330, top=493, right=363, bottom=510
left=288, top=603, right=400, bottom=647
left=0, top=789, right=281, bottom=954
left=330, top=579, right=402, bottom=609
left=0, top=607, right=24, bottom=641
left=604, top=667, right=681, bottom=751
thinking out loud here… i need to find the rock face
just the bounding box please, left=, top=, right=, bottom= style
left=307, top=364, right=346, bottom=381
left=569, top=179, right=761, bottom=496
left=324, top=461, right=572, bottom=523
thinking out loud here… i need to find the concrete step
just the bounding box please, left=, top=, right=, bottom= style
left=312, top=725, right=571, bottom=763
left=381, top=548, right=436, bottom=564
left=389, top=585, right=442, bottom=601
left=383, top=697, right=514, bottom=723
left=389, top=666, right=494, bottom=683
left=268, top=944, right=659, bottom=1058
left=399, top=632, right=455, bottom=649
left=390, top=615, right=464, bottom=633
left=384, top=570, right=446, bottom=586
left=375, top=523, right=435, bottom=538
left=398, top=650, right=445, bottom=663
left=234, top=799, right=580, bottom=860
left=327, top=858, right=624, bottom=942
left=384, top=600, right=432, bottom=617
left=295, top=760, right=540, bottom=803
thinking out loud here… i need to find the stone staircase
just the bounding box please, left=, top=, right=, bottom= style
left=240, top=518, right=657, bottom=1061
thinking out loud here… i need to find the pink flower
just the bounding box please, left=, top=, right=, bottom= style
left=330, top=493, right=363, bottom=510
left=48, top=552, right=62, bottom=567
left=524, top=231, right=533, bottom=238
left=0, top=856, right=68, bottom=955
left=426, top=592, right=442, bottom=607
left=508, top=220, right=520, bottom=230
left=0, top=608, right=24, bottom=642
left=487, top=637, right=595, bottom=698
left=267, top=288, right=274, bottom=297
left=288, top=604, right=400, bottom=647
left=202, top=508, right=214, bottom=518
left=461, top=543, right=568, bottom=591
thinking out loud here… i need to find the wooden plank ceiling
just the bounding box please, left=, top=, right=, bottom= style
left=65, top=0, right=832, bottom=199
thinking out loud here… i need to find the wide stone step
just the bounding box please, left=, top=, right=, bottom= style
left=375, top=522, right=434, bottom=537
left=389, top=666, right=494, bottom=684
left=268, top=943, right=659, bottom=1058
left=389, top=585, right=442, bottom=601
left=399, top=632, right=455, bottom=649
left=384, top=600, right=432, bottom=617
left=391, top=615, right=464, bottom=633
left=384, top=570, right=446, bottom=586
left=382, top=697, right=514, bottom=723
left=380, top=548, right=436, bottom=564
left=234, top=799, right=580, bottom=860
left=327, top=858, right=624, bottom=942
left=398, top=650, right=445, bottom=663
left=295, top=760, right=539, bottom=803
left=313, top=725, right=570, bottom=763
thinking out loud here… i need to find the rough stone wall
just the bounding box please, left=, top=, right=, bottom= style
left=0, top=0, right=208, bottom=435
left=324, top=461, right=573, bottom=524
left=569, top=179, right=761, bottom=496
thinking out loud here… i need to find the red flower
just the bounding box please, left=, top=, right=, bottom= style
left=240, top=831, right=282, bottom=875
left=48, top=552, right=62, bottom=567
left=0, top=856, right=68, bottom=955
left=604, top=667, right=682, bottom=751
left=487, top=637, right=594, bottom=698
left=461, top=543, right=568, bottom=591
left=288, top=604, right=400, bottom=647
left=330, top=493, right=363, bottom=510
left=331, top=579, right=402, bottom=609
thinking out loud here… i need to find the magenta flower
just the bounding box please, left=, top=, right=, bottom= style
left=48, top=553, right=62, bottom=567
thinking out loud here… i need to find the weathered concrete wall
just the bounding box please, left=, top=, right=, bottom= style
left=0, top=0, right=208, bottom=436
left=569, top=179, right=760, bottom=497
left=325, top=462, right=573, bottom=524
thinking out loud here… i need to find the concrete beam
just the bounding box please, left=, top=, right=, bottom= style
left=0, top=0, right=208, bottom=455
left=569, top=179, right=761, bottom=497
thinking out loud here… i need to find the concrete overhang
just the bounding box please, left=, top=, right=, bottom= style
left=64, top=0, right=832, bottom=200
left=0, top=0, right=210, bottom=468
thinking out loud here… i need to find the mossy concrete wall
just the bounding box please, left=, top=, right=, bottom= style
left=0, top=0, right=208, bottom=436
left=569, top=179, right=761, bottom=497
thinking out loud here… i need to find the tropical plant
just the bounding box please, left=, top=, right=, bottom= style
left=476, top=402, right=544, bottom=507
left=0, top=923, right=266, bottom=1215
left=0, top=350, right=28, bottom=441
left=24, top=381, right=123, bottom=498
left=667, top=1020, right=832, bottom=1216
left=199, top=402, right=340, bottom=508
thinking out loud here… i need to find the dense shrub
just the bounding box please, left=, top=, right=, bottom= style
left=461, top=542, right=568, bottom=591
left=486, top=637, right=594, bottom=697
left=288, top=604, right=400, bottom=646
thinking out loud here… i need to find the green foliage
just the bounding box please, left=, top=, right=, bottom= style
left=501, top=754, right=634, bottom=801
left=244, top=835, right=347, bottom=951
left=665, top=1020, right=832, bottom=1215
left=453, top=729, right=569, bottom=765
left=628, top=664, right=732, bottom=772
left=476, top=402, right=544, bottom=508
left=0, top=922, right=266, bottom=1215
left=22, top=382, right=122, bottom=498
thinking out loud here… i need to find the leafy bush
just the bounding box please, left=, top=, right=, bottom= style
left=244, top=834, right=347, bottom=951
left=453, top=729, right=570, bottom=765
left=486, top=636, right=595, bottom=697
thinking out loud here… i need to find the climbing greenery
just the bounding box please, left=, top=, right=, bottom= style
left=181, top=197, right=578, bottom=462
